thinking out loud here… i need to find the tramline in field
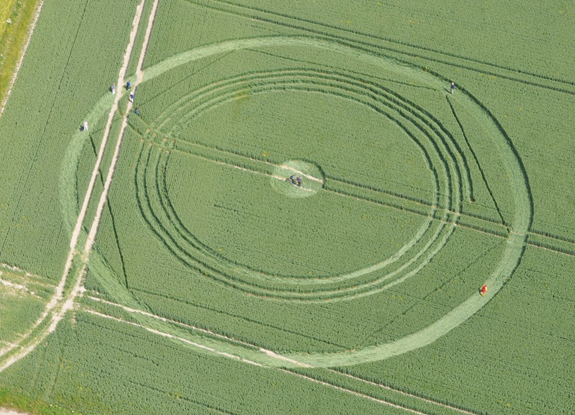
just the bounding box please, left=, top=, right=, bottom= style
left=0, top=0, right=573, bottom=414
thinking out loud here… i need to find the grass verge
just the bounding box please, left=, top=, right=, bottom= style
left=0, top=388, right=72, bottom=415
left=0, top=0, right=42, bottom=112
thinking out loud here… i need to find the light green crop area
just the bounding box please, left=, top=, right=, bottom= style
left=0, top=0, right=573, bottom=414
left=0, top=0, right=18, bottom=37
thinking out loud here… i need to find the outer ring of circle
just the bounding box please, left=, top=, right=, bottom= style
left=61, top=36, right=531, bottom=366
left=141, top=69, right=457, bottom=299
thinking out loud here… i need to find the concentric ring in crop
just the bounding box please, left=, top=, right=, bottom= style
left=61, top=36, right=531, bottom=366
left=136, top=67, right=464, bottom=301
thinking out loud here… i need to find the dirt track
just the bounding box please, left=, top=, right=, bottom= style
left=0, top=409, right=30, bottom=415
left=0, top=0, right=152, bottom=373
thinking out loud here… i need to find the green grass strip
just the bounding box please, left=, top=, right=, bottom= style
left=0, top=388, right=73, bottom=415
left=0, top=0, right=18, bottom=39
left=0, top=0, right=42, bottom=110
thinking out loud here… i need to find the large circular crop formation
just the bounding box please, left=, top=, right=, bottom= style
left=62, top=37, right=531, bottom=367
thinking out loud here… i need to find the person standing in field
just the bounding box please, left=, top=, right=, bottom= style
left=126, top=80, right=131, bottom=90
left=297, top=176, right=302, bottom=187
left=111, top=84, right=116, bottom=94
left=83, top=121, right=88, bottom=131
left=129, top=91, right=134, bottom=102
left=450, top=82, right=455, bottom=94
left=134, top=108, right=140, bottom=115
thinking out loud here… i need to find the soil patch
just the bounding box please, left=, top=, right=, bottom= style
left=0, top=409, right=31, bottom=415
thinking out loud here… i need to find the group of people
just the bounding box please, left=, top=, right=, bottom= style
left=83, top=80, right=139, bottom=131
left=123, top=81, right=139, bottom=114
left=288, top=175, right=302, bottom=187
left=110, top=80, right=132, bottom=93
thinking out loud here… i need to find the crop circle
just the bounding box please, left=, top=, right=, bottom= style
left=63, top=36, right=531, bottom=366
left=137, top=67, right=462, bottom=301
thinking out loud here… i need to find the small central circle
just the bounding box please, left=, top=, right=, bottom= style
left=271, top=160, right=324, bottom=198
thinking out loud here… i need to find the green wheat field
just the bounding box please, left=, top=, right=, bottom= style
left=0, top=0, right=573, bottom=414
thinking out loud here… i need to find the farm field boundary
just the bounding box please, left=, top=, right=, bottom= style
left=0, top=0, right=44, bottom=118
left=0, top=0, right=17, bottom=37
